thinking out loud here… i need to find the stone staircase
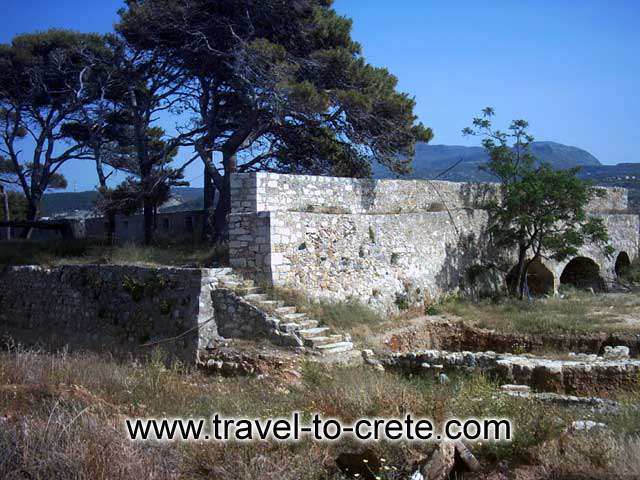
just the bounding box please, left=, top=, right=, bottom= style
left=213, top=270, right=355, bottom=356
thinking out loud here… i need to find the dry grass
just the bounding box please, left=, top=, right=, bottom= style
left=441, top=289, right=640, bottom=335
left=0, top=347, right=639, bottom=479
left=538, top=433, right=640, bottom=479
left=0, top=240, right=228, bottom=268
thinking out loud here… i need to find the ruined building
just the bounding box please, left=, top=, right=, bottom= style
left=1, top=173, right=637, bottom=362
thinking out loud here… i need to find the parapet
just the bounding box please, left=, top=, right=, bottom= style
left=230, top=172, right=628, bottom=215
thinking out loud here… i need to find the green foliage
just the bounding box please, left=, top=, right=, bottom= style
left=122, top=276, right=145, bottom=302
left=368, top=225, right=376, bottom=243
left=394, top=293, right=410, bottom=311
left=424, top=304, right=441, bottom=316
left=464, top=109, right=612, bottom=297
left=0, top=191, right=28, bottom=221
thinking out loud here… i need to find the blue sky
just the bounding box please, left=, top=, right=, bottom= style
left=1, top=0, right=639, bottom=191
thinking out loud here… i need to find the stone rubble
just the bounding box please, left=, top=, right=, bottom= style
left=384, top=349, right=640, bottom=394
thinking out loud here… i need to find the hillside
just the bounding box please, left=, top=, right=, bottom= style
left=40, top=187, right=205, bottom=218
left=373, top=141, right=603, bottom=181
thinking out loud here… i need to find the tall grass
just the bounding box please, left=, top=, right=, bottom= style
left=441, top=290, right=640, bottom=334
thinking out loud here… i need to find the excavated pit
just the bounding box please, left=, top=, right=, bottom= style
left=386, top=318, right=640, bottom=357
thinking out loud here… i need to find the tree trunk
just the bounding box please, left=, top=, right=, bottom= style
left=140, top=160, right=154, bottom=246
left=20, top=201, right=39, bottom=239
left=513, top=243, right=528, bottom=299
left=106, top=211, right=116, bottom=246
left=0, top=186, right=10, bottom=240
left=201, top=165, right=215, bottom=243
left=212, top=151, right=236, bottom=243
left=143, top=198, right=154, bottom=245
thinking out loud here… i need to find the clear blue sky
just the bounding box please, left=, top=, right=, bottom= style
left=1, top=0, right=639, bottom=191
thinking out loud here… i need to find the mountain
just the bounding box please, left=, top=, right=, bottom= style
left=373, top=141, right=602, bottom=182
left=372, top=140, right=640, bottom=213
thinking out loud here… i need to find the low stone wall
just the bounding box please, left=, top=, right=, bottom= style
left=0, top=265, right=300, bottom=363
left=385, top=350, right=640, bottom=394
left=0, top=265, right=216, bottom=363
left=211, top=288, right=301, bottom=348
left=230, top=172, right=628, bottom=215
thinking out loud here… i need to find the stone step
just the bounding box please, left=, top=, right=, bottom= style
left=244, top=293, right=269, bottom=302
left=298, top=327, right=330, bottom=339
left=256, top=300, right=285, bottom=308
left=299, top=319, right=319, bottom=329
left=304, top=335, right=344, bottom=347
left=236, top=286, right=262, bottom=295
left=204, top=268, right=233, bottom=277
left=282, top=313, right=308, bottom=322
left=274, top=306, right=298, bottom=315
left=279, top=323, right=300, bottom=333
left=315, top=342, right=354, bottom=355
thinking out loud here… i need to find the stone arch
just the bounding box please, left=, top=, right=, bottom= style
left=506, top=258, right=555, bottom=296
left=560, top=257, right=606, bottom=292
left=615, top=251, right=631, bottom=278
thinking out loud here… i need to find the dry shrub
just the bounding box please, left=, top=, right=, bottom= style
left=0, top=400, right=179, bottom=480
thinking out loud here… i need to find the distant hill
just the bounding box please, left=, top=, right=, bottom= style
left=41, top=187, right=205, bottom=218
left=373, top=141, right=602, bottom=182
left=372, top=140, right=640, bottom=213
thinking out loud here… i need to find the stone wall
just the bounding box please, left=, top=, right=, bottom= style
left=85, top=210, right=207, bottom=243
left=0, top=265, right=215, bottom=362
left=230, top=172, right=628, bottom=215
left=267, top=210, right=497, bottom=311
left=228, top=173, right=639, bottom=313
left=0, top=265, right=298, bottom=362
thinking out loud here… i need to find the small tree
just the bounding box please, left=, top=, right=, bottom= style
left=463, top=108, right=613, bottom=298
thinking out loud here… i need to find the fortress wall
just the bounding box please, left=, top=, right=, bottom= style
left=0, top=265, right=218, bottom=362
left=228, top=173, right=637, bottom=312
left=229, top=208, right=638, bottom=313
left=264, top=209, right=499, bottom=312
left=548, top=213, right=639, bottom=281
left=230, top=172, right=628, bottom=215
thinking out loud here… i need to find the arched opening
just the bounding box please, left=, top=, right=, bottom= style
left=506, top=258, right=554, bottom=296
left=560, top=257, right=606, bottom=292
left=615, top=252, right=631, bottom=278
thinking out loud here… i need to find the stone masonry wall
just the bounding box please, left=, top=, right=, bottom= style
left=0, top=265, right=215, bottom=363
left=228, top=173, right=638, bottom=313
left=267, top=209, right=498, bottom=312
left=230, top=172, right=628, bottom=215
left=0, top=265, right=297, bottom=362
